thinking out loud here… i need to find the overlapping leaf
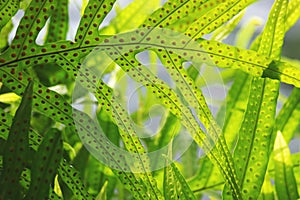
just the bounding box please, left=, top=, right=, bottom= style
left=227, top=0, right=287, bottom=199
left=0, top=0, right=19, bottom=30
left=0, top=81, right=33, bottom=199
left=273, top=131, right=299, bottom=200
left=24, top=128, right=63, bottom=200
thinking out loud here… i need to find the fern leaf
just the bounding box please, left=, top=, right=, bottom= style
left=58, top=159, right=93, bottom=200
left=274, top=131, right=299, bottom=200
left=47, top=0, right=69, bottom=42
left=188, top=157, right=223, bottom=192
left=211, top=10, right=245, bottom=41
left=75, top=0, right=116, bottom=45
left=24, top=128, right=63, bottom=200
left=142, top=0, right=201, bottom=29
left=0, top=81, right=33, bottom=199
left=0, top=0, right=19, bottom=30
left=163, top=146, right=196, bottom=200
left=0, top=108, right=95, bottom=199
left=100, top=0, right=160, bottom=34
left=184, top=0, right=255, bottom=40
left=154, top=47, right=241, bottom=197
left=168, top=0, right=226, bottom=32
left=0, top=107, right=42, bottom=150
left=258, top=173, right=275, bottom=200
left=230, top=0, right=287, bottom=199
left=275, top=88, right=300, bottom=143
left=9, top=0, right=56, bottom=59
left=286, top=0, right=300, bottom=30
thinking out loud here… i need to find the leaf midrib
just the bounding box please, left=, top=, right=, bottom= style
left=2, top=41, right=297, bottom=84
left=239, top=78, right=266, bottom=190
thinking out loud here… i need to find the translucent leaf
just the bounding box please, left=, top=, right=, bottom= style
left=167, top=0, right=226, bottom=32
left=274, top=131, right=299, bottom=200
left=95, top=180, right=108, bottom=200
left=102, top=30, right=242, bottom=198
left=258, top=173, right=275, bottom=200
left=211, top=10, right=245, bottom=42
left=227, top=0, right=287, bottom=199
left=0, top=92, right=21, bottom=103
left=0, top=0, right=19, bottom=30
left=75, top=0, right=116, bottom=45
left=188, top=157, right=223, bottom=193
left=163, top=144, right=196, bottom=200
left=184, top=0, right=255, bottom=39
left=100, top=0, right=160, bottom=34
left=274, top=86, right=300, bottom=144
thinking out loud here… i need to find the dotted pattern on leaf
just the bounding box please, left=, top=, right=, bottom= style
left=75, top=0, right=116, bottom=45
left=184, top=0, right=255, bottom=40
left=142, top=0, right=200, bottom=29
left=57, top=159, right=95, bottom=200
left=47, top=0, right=68, bottom=42
left=25, top=129, right=63, bottom=200
left=0, top=0, right=19, bottom=30
left=168, top=0, right=227, bottom=32
left=258, top=0, right=288, bottom=59
left=0, top=81, right=33, bottom=200
left=75, top=60, right=163, bottom=198
left=0, top=108, right=42, bottom=150
left=8, top=0, right=57, bottom=60
left=102, top=30, right=243, bottom=198
left=164, top=157, right=197, bottom=200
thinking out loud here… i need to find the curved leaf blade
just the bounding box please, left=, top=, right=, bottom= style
left=0, top=80, right=33, bottom=199
left=24, top=128, right=63, bottom=200
left=274, top=131, right=299, bottom=200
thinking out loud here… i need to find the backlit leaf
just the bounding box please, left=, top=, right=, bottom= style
left=274, top=131, right=299, bottom=200
left=229, top=0, right=287, bottom=199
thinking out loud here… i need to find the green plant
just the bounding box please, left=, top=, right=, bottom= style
left=0, top=0, right=299, bottom=199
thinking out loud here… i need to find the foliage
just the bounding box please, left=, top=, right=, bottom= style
left=0, top=0, right=299, bottom=199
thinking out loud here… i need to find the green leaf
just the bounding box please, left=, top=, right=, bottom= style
left=188, top=157, right=223, bottom=193
left=211, top=10, right=245, bottom=42
left=0, top=0, right=19, bottom=30
left=163, top=145, right=196, bottom=200
left=228, top=0, right=287, bottom=199
left=24, top=128, right=63, bottom=200
left=274, top=88, right=300, bottom=144
left=103, top=31, right=242, bottom=198
left=167, top=0, right=226, bottom=32
left=217, top=17, right=261, bottom=151
left=46, top=0, right=68, bottom=42
left=0, top=110, right=93, bottom=199
left=95, top=180, right=108, bottom=200
left=286, top=0, right=300, bottom=30
left=0, top=80, right=33, bottom=199
left=75, top=0, right=116, bottom=45
left=274, top=131, right=299, bottom=200
left=142, top=0, right=204, bottom=29
left=0, top=19, right=13, bottom=50
left=258, top=173, right=274, bottom=200
left=58, top=159, right=93, bottom=200
left=184, top=0, right=255, bottom=40
left=19, top=168, right=63, bottom=200
left=152, top=47, right=241, bottom=198
left=100, top=0, right=160, bottom=34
